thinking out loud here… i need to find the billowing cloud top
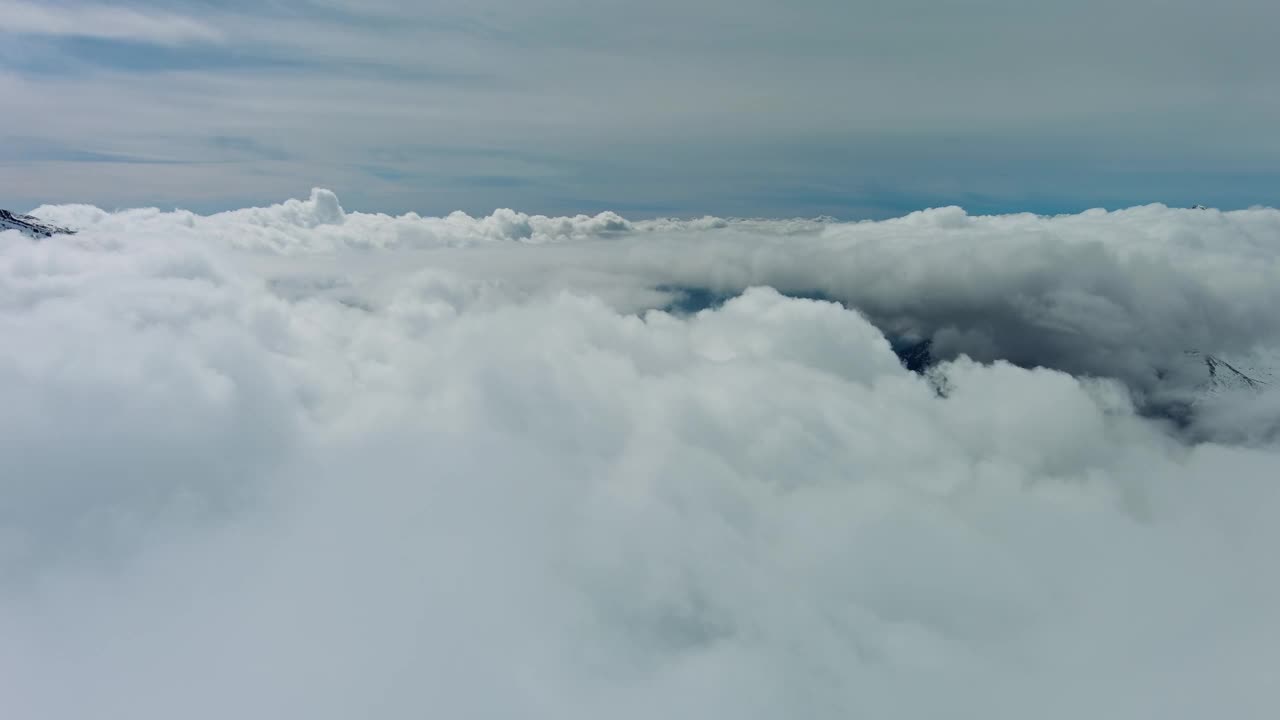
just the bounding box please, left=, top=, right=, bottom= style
left=3, top=192, right=1279, bottom=718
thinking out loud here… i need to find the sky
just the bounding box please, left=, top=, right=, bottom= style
left=3, top=0, right=1279, bottom=217
left=4, top=196, right=1280, bottom=718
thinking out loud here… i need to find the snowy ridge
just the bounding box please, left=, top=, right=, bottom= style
left=1190, top=350, right=1272, bottom=394
left=1151, top=349, right=1276, bottom=408
left=886, top=338, right=1278, bottom=425
left=0, top=209, right=76, bottom=240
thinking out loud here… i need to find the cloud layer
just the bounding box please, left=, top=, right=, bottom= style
left=3, top=192, right=1279, bottom=718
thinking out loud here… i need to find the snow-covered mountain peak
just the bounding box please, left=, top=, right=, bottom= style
left=0, top=209, right=76, bottom=239
left=1179, top=350, right=1272, bottom=396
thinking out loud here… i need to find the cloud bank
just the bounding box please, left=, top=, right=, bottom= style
left=3, top=191, right=1279, bottom=718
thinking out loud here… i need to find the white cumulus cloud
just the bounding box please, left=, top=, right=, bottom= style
left=3, top=191, right=1279, bottom=719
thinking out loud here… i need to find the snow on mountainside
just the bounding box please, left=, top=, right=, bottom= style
left=890, top=339, right=1276, bottom=421
left=1149, top=349, right=1275, bottom=408
left=0, top=209, right=76, bottom=239
left=1183, top=350, right=1272, bottom=394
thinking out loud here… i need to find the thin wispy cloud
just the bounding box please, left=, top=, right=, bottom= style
left=2, top=0, right=1277, bottom=215
left=0, top=1, right=222, bottom=45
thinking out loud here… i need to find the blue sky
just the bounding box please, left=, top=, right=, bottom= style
left=2, top=0, right=1278, bottom=218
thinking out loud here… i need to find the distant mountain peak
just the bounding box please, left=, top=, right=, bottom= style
left=1185, top=350, right=1270, bottom=394
left=0, top=209, right=76, bottom=239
